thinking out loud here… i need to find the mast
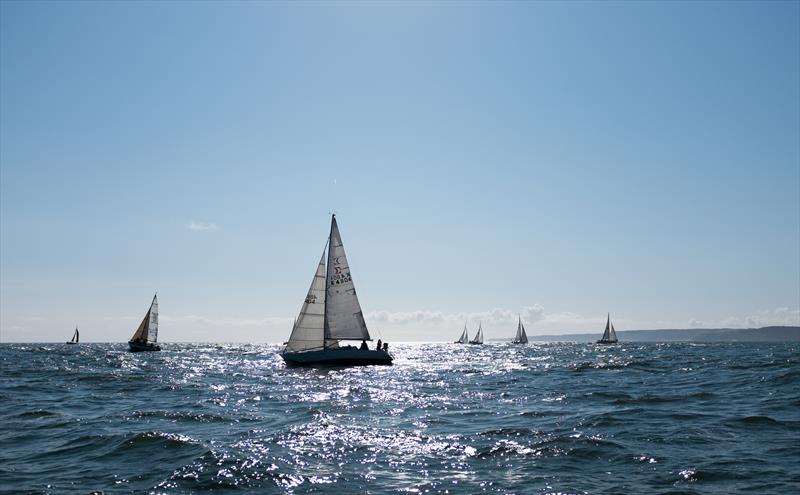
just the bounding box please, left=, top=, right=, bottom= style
left=323, top=216, right=333, bottom=349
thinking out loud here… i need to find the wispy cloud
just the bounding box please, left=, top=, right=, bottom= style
left=187, top=221, right=218, bottom=231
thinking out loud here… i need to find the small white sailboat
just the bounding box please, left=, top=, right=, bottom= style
left=128, top=294, right=161, bottom=352
left=454, top=322, right=469, bottom=344
left=469, top=322, right=484, bottom=345
left=281, top=215, right=392, bottom=366
left=512, top=316, right=528, bottom=344
left=596, top=313, right=618, bottom=344
left=66, top=326, right=79, bottom=345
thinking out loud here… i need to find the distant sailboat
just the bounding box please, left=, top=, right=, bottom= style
left=469, top=322, right=484, bottom=345
left=128, top=294, right=161, bottom=352
left=280, top=215, right=392, bottom=366
left=596, top=313, right=618, bottom=344
left=454, top=322, right=469, bottom=344
left=512, top=316, right=528, bottom=344
left=66, top=326, right=79, bottom=345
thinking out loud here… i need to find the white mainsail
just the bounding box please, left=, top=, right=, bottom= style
left=149, top=295, right=159, bottom=343
left=513, top=316, right=528, bottom=344
left=285, top=250, right=327, bottom=352
left=324, top=215, right=370, bottom=343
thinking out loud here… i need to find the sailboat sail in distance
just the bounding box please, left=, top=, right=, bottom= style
left=66, top=326, right=79, bottom=345
left=280, top=215, right=392, bottom=366
left=596, top=313, right=619, bottom=344
left=469, top=322, right=484, bottom=345
left=128, top=294, right=161, bottom=352
left=512, top=316, right=528, bottom=344
left=454, top=322, right=469, bottom=344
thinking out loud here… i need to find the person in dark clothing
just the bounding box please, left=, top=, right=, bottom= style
left=383, top=342, right=388, bottom=352
left=359, top=340, right=368, bottom=350
left=376, top=339, right=382, bottom=351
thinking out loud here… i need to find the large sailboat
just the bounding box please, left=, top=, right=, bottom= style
left=66, top=326, right=79, bottom=345
left=281, top=215, right=392, bottom=366
left=512, top=316, right=528, bottom=344
left=128, top=294, right=161, bottom=352
left=596, top=313, right=618, bottom=344
left=469, top=322, right=484, bottom=345
left=454, top=322, right=469, bottom=344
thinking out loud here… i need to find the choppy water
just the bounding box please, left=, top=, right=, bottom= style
left=1, top=342, right=798, bottom=494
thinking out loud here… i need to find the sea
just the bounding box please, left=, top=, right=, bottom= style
left=0, top=342, right=798, bottom=494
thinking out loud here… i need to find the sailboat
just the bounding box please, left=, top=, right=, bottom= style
left=469, top=322, right=484, bottom=345
left=596, top=313, right=618, bottom=344
left=66, top=326, right=79, bottom=345
left=454, top=322, right=469, bottom=344
left=280, top=215, right=392, bottom=366
left=512, top=316, right=528, bottom=344
left=128, top=293, right=161, bottom=352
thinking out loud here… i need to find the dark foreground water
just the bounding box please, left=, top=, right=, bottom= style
left=1, top=342, right=798, bottom=494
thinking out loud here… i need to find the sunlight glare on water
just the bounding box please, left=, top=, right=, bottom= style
left=0, top=342, right=798, bottom=494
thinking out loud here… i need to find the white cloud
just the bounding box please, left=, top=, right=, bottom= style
left=187, top=221, right=218, bottom=231
left=718, top=307, right=800, bottom=328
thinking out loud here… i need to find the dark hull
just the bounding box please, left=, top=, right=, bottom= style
left=128, top=341, right=161, bottom=352
left=596, top=340, right=618, bottom=345
left=281, top=348, right=392, bottom=366
left=66, top=342, right=77, bottom=345
left=469, top=342, right=483, bottom=345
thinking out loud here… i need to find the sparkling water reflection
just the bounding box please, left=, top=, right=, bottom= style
left=0, top=342, right=798, bottom=494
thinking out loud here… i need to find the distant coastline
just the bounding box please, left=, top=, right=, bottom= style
left=491, top=326, right=800, bottom=342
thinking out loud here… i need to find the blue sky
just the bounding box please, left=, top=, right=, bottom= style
left=1, top=1, right=798, bottom=342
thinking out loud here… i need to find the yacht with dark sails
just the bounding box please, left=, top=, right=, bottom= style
left=454, top=322, right=469, bottom=344
left=280, top=215, right=392, bottom=366
left=66, top=326, right=79, bottom=345
left=512, top=316, right=528, bottom=344
left=469, top=322, right=484, bottom=345
left=128, top=294, right=161, bottom=352
left=596, top=313, right=618, bottom=344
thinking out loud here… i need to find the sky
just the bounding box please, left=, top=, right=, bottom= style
left=1, top=1, right=798, bottom=342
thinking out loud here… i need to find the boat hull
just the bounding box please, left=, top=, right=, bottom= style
left=66, top=342, right=77, bottom=345
left=595, top=340, right=618, bottom=345
left=128, top=341, right=161, bottom=352
left=281, top=348, right=392, bottom=366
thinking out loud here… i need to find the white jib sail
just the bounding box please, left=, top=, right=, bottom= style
left=608, top=321, right=618, bottom=342
left=286, top=250, right=327, bottom=352
left=148, top=294, right=159, bottom=343
left=324, top=216, right=371, bottom=342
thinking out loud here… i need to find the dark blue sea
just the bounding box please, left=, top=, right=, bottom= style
left=1, top=342, right=798, bottom=494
